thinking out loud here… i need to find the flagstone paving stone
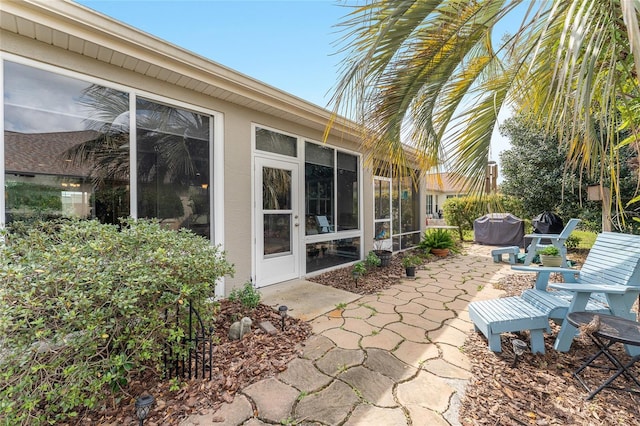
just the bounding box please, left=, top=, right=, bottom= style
left=363, top=311, right=402, bottom=327
left=359, top=328, right=403, bottom=350
left=294, top=380, right=360, bottom=425
left=396, top=370, right=455, bottom=412
left=421, top=357, right=472, bottom=380
left=393, top=340, right=439, bottom=368
left=338, top=365, right=397, bottom=407
left=341, top=317, right=379, bottom=336
left=363, top=348, right=417, bottom=381
left=321, top=327, right=362, bottom=349
left=243, top=378, right=299, bottom=423
left=385, top=322, right=429, bottom=342
left=300, top=335, right=335, bottom=360
left=343, top=405, right=408, bottom=425
left=315, top=347, right=365, bottom=376
left=277, top=357, right=332, bottom=393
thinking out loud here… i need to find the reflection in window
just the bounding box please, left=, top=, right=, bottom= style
left=136, top=98, right=211, bottom=238
left=306, top=237, right=360, bottom=273
left=263, top=168, right=292, bottom=210
left=305, top=143, right=334, bottom=234
left=337, top=152, right=358, bottom=231
left=305, top=142, right=359, bottom=235
left=3, top=61, right=215, bottom=240
left=374, top=178, right=391, bottom=241
left=256, top=127, right=297, bottom=157
left=3, top=61, right=130, bottom=224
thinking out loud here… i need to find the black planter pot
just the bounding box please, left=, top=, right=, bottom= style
left=405, top=266, right=416, bottom=277
left=374, top=250, right=392, bottom=267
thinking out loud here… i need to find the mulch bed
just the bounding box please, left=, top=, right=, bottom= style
left=74, top=300, right=312, bottom=425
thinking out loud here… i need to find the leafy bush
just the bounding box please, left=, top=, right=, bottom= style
left=352, top=261, right=367, bottom=276
left=418, top=229, right=459, bottom=253
left=228, top=280, right=261, bottom=309
left=0, top=218, right=234, bottom=424
left=365, top=250, right=381, bottom=267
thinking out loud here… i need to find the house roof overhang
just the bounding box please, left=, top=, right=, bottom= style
left=0, top=0, right=360, bottom=142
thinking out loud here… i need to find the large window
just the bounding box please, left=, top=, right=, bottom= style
left=305, top=142, right=359, bottom=235
left=375, top=171, right=421, bottom=251
left=3, top=61, right=214, bottom=239
left=136, top=99, right=211, bottom=238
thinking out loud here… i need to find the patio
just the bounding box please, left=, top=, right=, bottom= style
left=183, top=243, right=639, bottom=425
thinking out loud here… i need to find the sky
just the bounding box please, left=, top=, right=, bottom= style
left=77, top=0, right=526, bottom=167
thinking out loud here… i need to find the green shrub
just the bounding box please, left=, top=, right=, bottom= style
left=228, top=280, right=261, bottom=309
left=365, top=250, right=381, bottom=267
left=0, top=218, right=234, bottom=424
left=352, top=261, right=367, bottom=276
left=418, top=229, right=459, bottom=252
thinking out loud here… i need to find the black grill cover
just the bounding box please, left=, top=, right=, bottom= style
left=532, top=212, right=564, bottom=234
left=474, top=213, right=525, bottom=246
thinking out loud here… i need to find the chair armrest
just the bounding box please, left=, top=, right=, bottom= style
left=524, top=233, right=562, bottom=240
left=512, top=265, right=577, bottom=274
left=548, top=283, right=637, bottom=294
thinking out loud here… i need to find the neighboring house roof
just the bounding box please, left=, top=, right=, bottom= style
left=4, top=130, right=100, bottom=177
left=1, top=0, right=360, bottom=142
left=424, top=172, right=470, bottom=194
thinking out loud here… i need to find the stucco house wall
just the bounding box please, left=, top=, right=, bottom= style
left=1, top=0, right=424, bottom=295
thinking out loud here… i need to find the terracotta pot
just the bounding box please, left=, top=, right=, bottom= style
left=431, top=248, right=450, bottom=257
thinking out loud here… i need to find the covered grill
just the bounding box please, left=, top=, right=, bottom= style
left=474, top=213, right=525, bottom=246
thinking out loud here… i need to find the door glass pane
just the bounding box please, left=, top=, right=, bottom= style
left=264, top=213, right=291, bottom=256
left=263, top=167, right=291, bottom=210
left=374, top=179, right=390, bottom=219
left=256, top=127, right=297, bottom=157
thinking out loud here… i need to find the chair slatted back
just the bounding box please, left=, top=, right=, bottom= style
left=580, top=232, right=640, bottom=288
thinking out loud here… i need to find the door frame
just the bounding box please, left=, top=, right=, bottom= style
left=253, top=155, right=301, bottom=287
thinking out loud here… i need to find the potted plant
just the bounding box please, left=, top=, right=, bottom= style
left=537, top=246, right=562, bottom=267
left=373, top=239, right=392, bottom=267
left=418, top=229, right=457, bottom=257
left=402, top=255, right=422, bottom=277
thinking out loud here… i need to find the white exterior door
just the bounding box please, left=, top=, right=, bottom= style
left=255, top=157, right=300, bottom=287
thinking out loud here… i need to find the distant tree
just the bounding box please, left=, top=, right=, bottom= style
left=499, top=116, right=581, bottom=219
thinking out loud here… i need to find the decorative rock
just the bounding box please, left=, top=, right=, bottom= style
left=228, top=317, right=252, bottom=340
left=259, top=320, right=278, bottom=335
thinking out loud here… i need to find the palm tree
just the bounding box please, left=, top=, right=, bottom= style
left=330, top=0, right=640, bottom=215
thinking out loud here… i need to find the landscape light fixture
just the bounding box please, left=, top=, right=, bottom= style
left=278, top=305, right=288, bottom=331
left=511, top=339, right=528, bottom=368
left=135, top=394, right=155, bottom=426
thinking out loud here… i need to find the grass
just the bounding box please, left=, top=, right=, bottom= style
left=573, top=230, right=596, bottom=248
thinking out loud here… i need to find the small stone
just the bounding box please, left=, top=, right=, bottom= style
left=259, top=320, right=278, bottom=335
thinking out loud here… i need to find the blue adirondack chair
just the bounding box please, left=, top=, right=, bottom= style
left=523, top=218, right=581, bottom=266
left=514, top=232, right=640, bottom=353
left=470, top=232, right=640, bottom=354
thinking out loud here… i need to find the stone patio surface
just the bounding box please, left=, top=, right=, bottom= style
left=181, top=244, right=513, bottom=426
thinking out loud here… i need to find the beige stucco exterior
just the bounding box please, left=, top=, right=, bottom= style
left=1, top=0, right=426, bottom=294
